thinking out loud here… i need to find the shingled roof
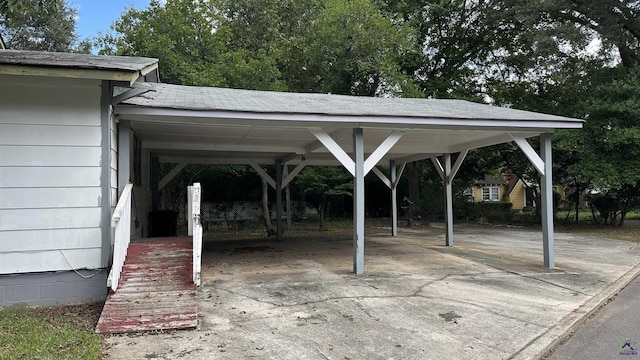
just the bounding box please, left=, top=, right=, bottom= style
left=122, top=83, right=582, bottom=127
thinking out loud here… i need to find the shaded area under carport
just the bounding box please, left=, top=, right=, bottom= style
left=106, top=225, right=640, bottom=359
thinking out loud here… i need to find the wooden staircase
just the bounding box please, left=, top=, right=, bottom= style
left=96, top=237, right=197, bottom=333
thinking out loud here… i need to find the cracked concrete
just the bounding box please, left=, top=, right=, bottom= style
left=105, top=225, right=640, bottom=359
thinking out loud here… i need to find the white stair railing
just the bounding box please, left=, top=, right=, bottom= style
left=107, top=183, right=134, bottom=292
left=190, top=183, right=203, bottom=286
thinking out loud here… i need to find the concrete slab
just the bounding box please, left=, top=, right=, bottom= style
left=105, top=225, right=640, bottom=359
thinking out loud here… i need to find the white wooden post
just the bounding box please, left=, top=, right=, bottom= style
left=391, top=160, right=398, bottom=237
left=353, top=128, right=365, bottom=275
left=192, top=183, right=203, bottom=286
left=276, top=160, right=283, bottom=240
left=444, top=154, right=454, bottom=246
left=187, top=185, right=193, bottom=237
left=540, top=134, right=555, bottom=269
left=107, top=183, right=133, bottom=292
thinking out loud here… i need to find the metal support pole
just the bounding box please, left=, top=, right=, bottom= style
left=444, top=154, right=454, bottom=246
left=540, top=133, right=555, bottom=268
left=276, top=160, right=283, bottom=241
left=353, top=128, right=365, bottom=275
left=390, top=160, right=398, bottom=236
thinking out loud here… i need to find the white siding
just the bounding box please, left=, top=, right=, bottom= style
left=0, top=75, right=104, bottom=274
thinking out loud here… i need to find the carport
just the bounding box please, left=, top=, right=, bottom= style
left=112, top=83, right=583, bottom=274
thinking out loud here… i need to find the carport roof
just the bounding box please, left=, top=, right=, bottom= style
left=114, top=82, right=583, bottom=166
left=120, top=83, right=580, bottom=124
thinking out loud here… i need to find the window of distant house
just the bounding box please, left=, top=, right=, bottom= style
left=482, top=186, right=500, bottom=201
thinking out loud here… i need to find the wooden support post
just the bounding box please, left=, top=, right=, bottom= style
left=353, top=128, right=365, bottom=275
left=444, top=154, right=454, bottom=246
left=540, top=133, right=555, bottom=268
left=391, top=160, right=398, bottom=237
left=276, top=160, right=283, bottom=241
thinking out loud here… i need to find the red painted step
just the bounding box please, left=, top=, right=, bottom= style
left=96, top=237, right=197, bottom=334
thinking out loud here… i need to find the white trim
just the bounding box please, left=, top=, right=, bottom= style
left=363, top=130, right=404, bottom=174
left=308, top=128, right=355, bottom=176
left=511, top=134, right=545, bottom=176
left=431, top=157, right=444, bottom=181
left=249, top=162, right=276, bottom=189
left=372, top=167, right=392, bottom=189
left=158, top=160, right=189, bottom=190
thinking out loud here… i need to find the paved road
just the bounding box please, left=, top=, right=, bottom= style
left=547, top=274, right=640, bottom=359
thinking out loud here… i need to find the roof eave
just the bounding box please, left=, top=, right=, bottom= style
left=0, top=63, right=159, bottom=85
left=114, top=105, right=585, bottom=131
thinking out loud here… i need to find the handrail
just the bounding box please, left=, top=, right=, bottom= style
left=191, top=183, right=202, bottom=286
left=107, top=183, right=134, bottom=292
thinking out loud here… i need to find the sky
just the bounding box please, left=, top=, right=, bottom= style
left=68, top=0, right=151, bottom=40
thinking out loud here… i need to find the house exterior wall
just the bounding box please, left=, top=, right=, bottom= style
left=508, top=180, right=527, bottom=210
left=471, top=184, right=507, bottom=203
left=0, top=75, right=109, bottom=305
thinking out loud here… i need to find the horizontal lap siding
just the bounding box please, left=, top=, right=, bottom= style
left=0, top=76, right=104, bottom=274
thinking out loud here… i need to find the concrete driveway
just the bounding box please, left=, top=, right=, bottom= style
left=106, top=225, right=640, bottom=359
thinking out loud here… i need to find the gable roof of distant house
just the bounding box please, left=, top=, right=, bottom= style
left=0, top=50, right=159, bottom=85
left=477, top=177, right=508, bottom=186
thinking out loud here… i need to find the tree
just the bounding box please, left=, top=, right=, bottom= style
left=0, top=0, right=90, bottom=52
left=289, top=0, right=418, bottom=96
left=293, top=166, right=352, bottom=230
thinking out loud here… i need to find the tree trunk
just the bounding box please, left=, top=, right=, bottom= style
left=261, top=178, right=275, bottom=236
left=407, top=161, right=420, bottom=226
left=319, top=194, right=326, bottom=231
left=574, top=177, right=581, bottom=223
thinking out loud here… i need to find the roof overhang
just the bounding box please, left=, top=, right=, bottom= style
left=0, top=50, right=159, bottom=85
left=113, top=84, right=583, bottom=167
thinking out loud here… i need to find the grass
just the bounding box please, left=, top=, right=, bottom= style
left=0, top=303, right=104, bottom=360
left=557, top=223, right=640, bottom=242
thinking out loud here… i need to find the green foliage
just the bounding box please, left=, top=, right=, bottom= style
left=0, top=0, right=89, bottom=52
left=98, top=0, right=640, bottom=227
left=454, top=202, right=514, bottom=223
left=102, top=0, right=418, bottom=95
left=295, top=0, right=416, bottom=96
left=293, top=166, right=352, bottom=211
left=0, top=304, right=102, bottom=360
